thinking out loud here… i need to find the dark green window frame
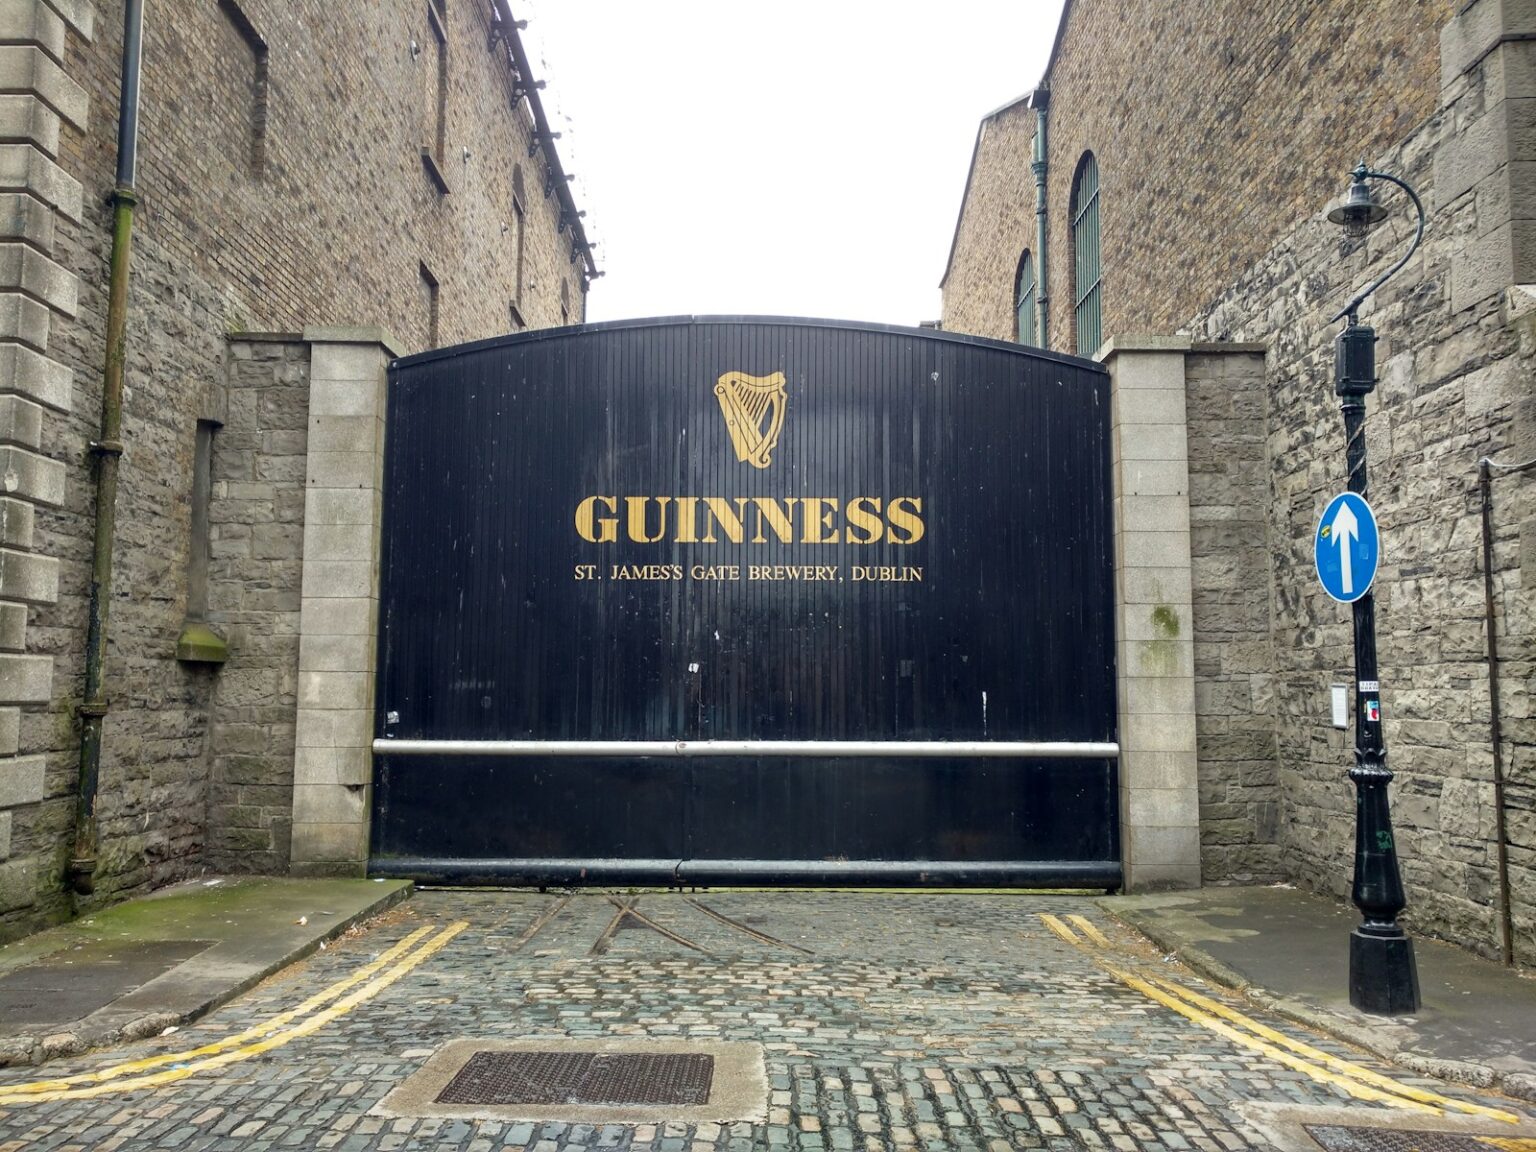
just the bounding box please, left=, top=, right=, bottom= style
left=1071, top=153, right=1102, bottom=356
left=1015, top=250, right=1037, bottom=346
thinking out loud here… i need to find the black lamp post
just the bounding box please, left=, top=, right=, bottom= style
left=1324, top=163, right=1423, bottom=1015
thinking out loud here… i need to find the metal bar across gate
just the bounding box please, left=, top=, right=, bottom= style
left=374, top=739, right=1120, bottom=759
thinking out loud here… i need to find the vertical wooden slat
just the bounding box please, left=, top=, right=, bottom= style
left=371, top=319, right=1119, bottom=879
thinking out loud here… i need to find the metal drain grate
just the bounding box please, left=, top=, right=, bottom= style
left=1306, top=1125, right=1516, bottom=1151
left=435, top=1051, right=715, bottom=1107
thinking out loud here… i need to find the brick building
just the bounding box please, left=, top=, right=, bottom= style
left=943, top=0, right=1536, bottom=961
left=0, top=0, right=595, bottom=937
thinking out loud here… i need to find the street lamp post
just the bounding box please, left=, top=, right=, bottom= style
left=1325, top=163, right=1423, bottom=1015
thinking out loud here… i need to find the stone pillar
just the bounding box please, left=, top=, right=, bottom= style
left=0, top=0, right=89, bottom=902
left=1100, top=337, right=1201, bottom=891
left=1438, top=0, right=1536, bottom=310
left=289, top=327, right=398, bottom=877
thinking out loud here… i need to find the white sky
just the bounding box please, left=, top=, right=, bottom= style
left=518, top=2, right=1066, bottom=327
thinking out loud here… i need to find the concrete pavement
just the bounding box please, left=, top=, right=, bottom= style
left=0, top=875, right=411, bottom=1068
left=1104, top=885, right=1536, bottom=1101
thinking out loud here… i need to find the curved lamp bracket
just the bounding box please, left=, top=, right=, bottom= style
left=1330, top=166, right=1426, bottom=324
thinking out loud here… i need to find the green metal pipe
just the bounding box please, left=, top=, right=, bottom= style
left=69, top=0, right=145, bottom=897
left=1030, top=90, right=1050, bottom=349
left=69, top=189, right=135, bottom=897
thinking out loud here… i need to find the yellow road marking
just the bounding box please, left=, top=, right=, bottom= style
left=1144, top=975, right=1521, bottom=1125
left=1067, top=914, right=1111, bottom=947
left=0, top=922, right=468, bottom=1104
left=1, top=925, right=439, bottom=1094
left=1477, top=1139, right=1536, bottom=1150
left=1036, top=913, right=1519, bottom=1123
left=1101, top=959, right=1437, bottom=1113
left=1039, top=913, right=1080, bottom=944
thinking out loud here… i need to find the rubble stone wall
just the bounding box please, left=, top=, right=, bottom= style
left=1184, top=348, right=1284, bottom=884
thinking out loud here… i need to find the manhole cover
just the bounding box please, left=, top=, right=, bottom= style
left=1307, top=1126, right=1524, bottom=1151
left=436, top=1051, right=713, bottom=1106
left=377, top=1038, right=766, bottom=1123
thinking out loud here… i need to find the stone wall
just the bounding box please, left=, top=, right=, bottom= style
left=0, top=0, right=101, bottom=932
left=204, top=334, right=309, bottom=873
left=1185, top=8, right=1536, bottom=959
left=942, top=0, right=1450, bottom=352
left=941, top=0, right=1536, bottom=960
left=1, top=0, right=592, bottom=938
left=1185, top=348, right=1283, bottom=883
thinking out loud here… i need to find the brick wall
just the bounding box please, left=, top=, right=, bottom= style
left=1, top=0, right=590, bottom=937
left=942, top=0, right=1450, bottom=352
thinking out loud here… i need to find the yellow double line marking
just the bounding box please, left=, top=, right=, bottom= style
left=0, top=921, right=468, bottom=1105
left=1038, top=913, right=1521, bottom=1125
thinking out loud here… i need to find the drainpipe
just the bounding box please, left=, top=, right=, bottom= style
left=1029, top=88, right=1050, bottom=349
left=69, top=0, right=145, bottom=896
left=1477, top=453, right=1535, bottom=966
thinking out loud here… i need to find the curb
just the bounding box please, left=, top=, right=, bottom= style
left=1096, top=901, right=1536, bottom=1106
left=0, top=881, right=413, bottom=1070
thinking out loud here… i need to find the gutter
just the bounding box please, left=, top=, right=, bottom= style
left=70, top=0, right=145, bottom=895
left=492, top=1, right=599, bottom=290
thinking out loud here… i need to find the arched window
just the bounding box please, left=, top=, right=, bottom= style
left=1015, top=250, right=1037, bottom=346
left=1071, top=153, right=1102, bottom=355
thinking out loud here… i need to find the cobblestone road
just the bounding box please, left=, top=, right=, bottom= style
left=0, top=891, right=1526, bottom=1151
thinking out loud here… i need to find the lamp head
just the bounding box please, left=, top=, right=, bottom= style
left=1327, top=164, right=1388, bottom=238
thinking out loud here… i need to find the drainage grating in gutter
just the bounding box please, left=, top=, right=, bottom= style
left=436, top=1051, right=713, bottom=1107
left=1306, top=1126, right=1524, bottom=1151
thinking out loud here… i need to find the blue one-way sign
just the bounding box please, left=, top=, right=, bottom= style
left=1315, top=492, right=1380, bottom=603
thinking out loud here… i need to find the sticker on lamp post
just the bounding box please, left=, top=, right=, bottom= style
left=1315, top=492, right=1379, bottom=604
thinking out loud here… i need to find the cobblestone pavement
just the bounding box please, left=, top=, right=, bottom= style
left=0, top=891, right=1526, bottom=1151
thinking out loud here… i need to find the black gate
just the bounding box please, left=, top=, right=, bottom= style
left=370, top=317, right=1119, bottom=886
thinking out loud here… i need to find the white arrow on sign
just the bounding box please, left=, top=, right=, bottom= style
left=1331, top=500, right=1360, bottom=595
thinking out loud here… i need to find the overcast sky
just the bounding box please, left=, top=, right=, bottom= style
left=518, top=2, right=1066, bottom=327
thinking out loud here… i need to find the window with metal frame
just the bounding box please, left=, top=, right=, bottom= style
left=1015, top=251, right=1037, bottom=346
left=1071, top=153, right=1102, bottom=356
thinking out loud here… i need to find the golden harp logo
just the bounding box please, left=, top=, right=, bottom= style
left=713, top=370, right=787, bottom=469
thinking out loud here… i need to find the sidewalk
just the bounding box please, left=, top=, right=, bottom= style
left=0, top=875, right=410, bottom=1068
left=1103, top=884, right=1536, bottom=1102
